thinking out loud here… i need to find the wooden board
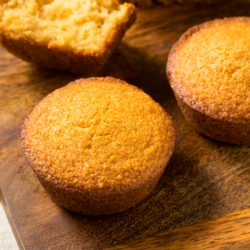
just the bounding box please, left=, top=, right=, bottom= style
left=0, top=1, right=250, bottom=249
left=110, top=208, right=250, bottom=250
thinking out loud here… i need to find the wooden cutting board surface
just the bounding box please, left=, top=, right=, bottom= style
left=0, top=1, right=250, bottom=249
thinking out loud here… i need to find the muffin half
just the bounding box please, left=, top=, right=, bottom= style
left=0, top=0, right=136, bottom=74
left=167, top=17, right=250, bottom=144
left=22, top=77, right=175, bottom=214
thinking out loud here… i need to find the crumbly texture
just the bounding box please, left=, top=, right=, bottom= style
left=22, top=77, right=175, bottom=214
left=167, top=17, right=250, bottom=144
left=0, top=0, right=136, bottom=74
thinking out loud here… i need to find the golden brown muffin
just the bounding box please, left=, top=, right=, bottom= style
left=167, top=17, right=250, bottom=145
left=21, top=77, right=175, bottom=215
left=0, top=0, right=136, bottom=74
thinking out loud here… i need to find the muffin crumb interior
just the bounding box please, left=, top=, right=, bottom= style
left=0, top=0, right=131, bottom=53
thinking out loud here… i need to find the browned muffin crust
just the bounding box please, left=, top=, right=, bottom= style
left=167, top=17, right=250, bottom=144
left=0, top=1, right=136, bottom=74
left=0, top=35, right=105, bottom=75
left=176, top=96, right=250, bottom=145
left=22, top=77, right=175, bottom=214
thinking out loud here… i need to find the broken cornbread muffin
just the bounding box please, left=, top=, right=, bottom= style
left=0, top=0, right=136, bottom=74
left=167, top=17, right=250, bottom=144
left=21, top=77, right=175, bottom=215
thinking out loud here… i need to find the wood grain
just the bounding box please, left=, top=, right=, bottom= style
left=0, top=1, right=250, bottom=249
left=110, top=208, right=250, bottom=250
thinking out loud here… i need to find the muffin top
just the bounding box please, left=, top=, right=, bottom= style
left=167, top=17, right=250, bottom=122
left=22, top=77, right=174, bottom=193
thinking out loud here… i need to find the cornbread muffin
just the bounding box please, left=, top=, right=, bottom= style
left=21, top=77, right=175, bottom=214
left=0, top=0, right=136, bottom=74
left=167, top=17, right=250, bottom=144
left=123, top=0, right=224, bottom=7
